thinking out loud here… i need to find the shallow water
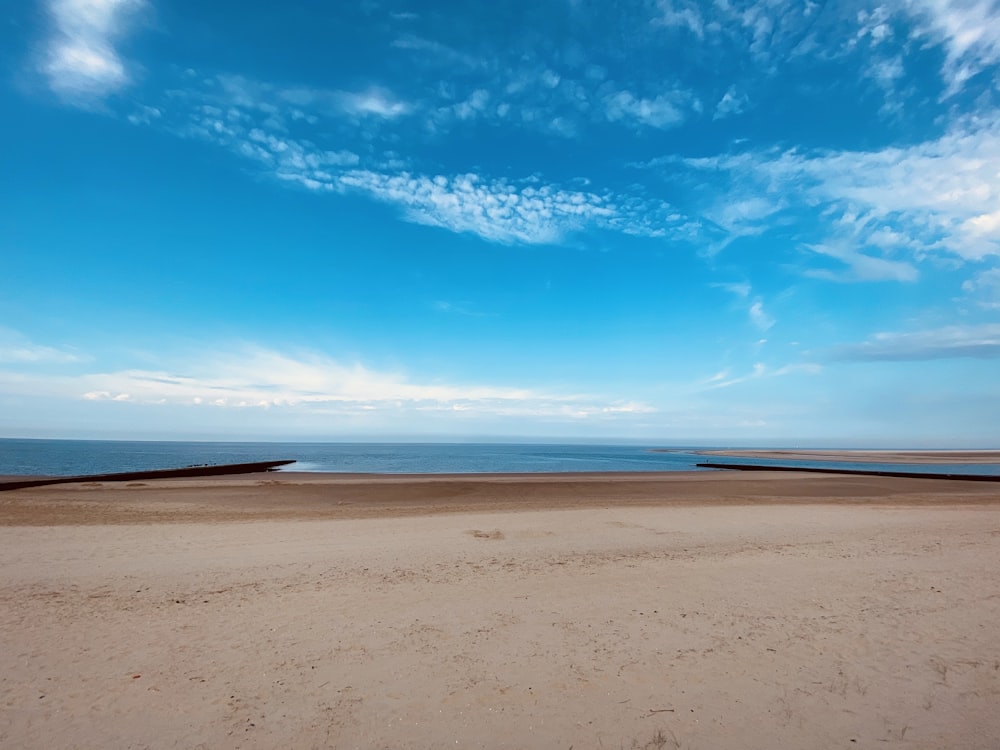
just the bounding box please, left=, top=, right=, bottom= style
left=1, top=438, right=998, bottom=477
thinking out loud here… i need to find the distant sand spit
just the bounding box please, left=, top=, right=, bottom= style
left=1, top=473, right=999, bottom=749
left=695, top=449, right=1000, bottom=464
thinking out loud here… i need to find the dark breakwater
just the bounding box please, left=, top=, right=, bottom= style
left=0, top=460, right=295, bottom=492
left=697, top=462, right=1000, bottom=482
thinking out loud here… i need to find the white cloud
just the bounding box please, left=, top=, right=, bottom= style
left=603, top=89, right=690, bottom=129
left=831, top=322, right=1000, bottom=360
left=711, top=283, right=776, bottom=330
left=126, top=104, right=160, bottom=125
left=181, top=105, right=359, bottom=191
left=704, top=360, right=820, bottom=389
left=338, top=170, right=626, bottom=245
left=390, top=33, right=483, bottom=70
left=904, top=0, right=1000, bottom=94
left=337, top=88, right=411, bottom=118
left=159, top=72, right=697, bottom=246
left=709, top=196, right=783, bottom=237
left=748, top=299, right=775, bottom=331
left=712, top=281, right=752, bottom=298
left=418, top=60, right=699, bottom=137
left=711, top=283, right=775, bottom=330
left=963, top=209, right=1000, bottom=237
left=204, top=75, right=412, bottom=124
left=961, top=267, right=1000, bottom=308
left=654, top=1, right=705, bottom=37
left=805, top=242, right=920, bottom=283
left=76, top=353, right=533, bottom=406
left=3, top=344, right=656, bottom=422
left=713, top=86, right=748, bottom=120
left=703, top=369, right=731, bottom=385
left=855, top=6, right=894, bottom=46
left=435, top=88, right=492, bottom=122
left=338, top=170, right=693, bottom=244
left=651, top=0, right=835, bottom=68
left=771, top=363, right=822, bottom=377
left=705, top=362, right=767, bottom=389
left=679, top=117, right=1000, bottom=269
left=0, top=328, right=83, bottom=364
left=41, top=0, right=145, bottom=102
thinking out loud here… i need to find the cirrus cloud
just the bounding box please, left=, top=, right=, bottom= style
left=830, top=322, right=1000, bottom=361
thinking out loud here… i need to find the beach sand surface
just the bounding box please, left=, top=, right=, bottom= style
left=2, top=472, right=999, bottom=749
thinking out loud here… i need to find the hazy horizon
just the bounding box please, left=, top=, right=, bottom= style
left=2, top=434, right=995, bottom=451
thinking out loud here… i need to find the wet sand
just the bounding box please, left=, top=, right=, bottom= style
left=2, top=472, right=999, bottom=749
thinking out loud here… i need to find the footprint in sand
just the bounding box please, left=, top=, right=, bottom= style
left=466, top=529, right=505, bottom=540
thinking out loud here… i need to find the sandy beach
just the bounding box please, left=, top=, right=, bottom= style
left=2, top=471, right=999, bottom=749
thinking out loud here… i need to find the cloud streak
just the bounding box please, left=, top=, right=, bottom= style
left=0, top=342, right=656, bottom=423
left=804, top=242, right=919, bottom=283
left=703, top=361, right=820, bottom=390
left=905, top=0, right=1000, bottom=94
left=0, top=329, right=83, bottom=364
left=830, top=323, right=1000, bottom=361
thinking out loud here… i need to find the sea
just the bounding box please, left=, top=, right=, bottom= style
left=2, top=438, right=999, bottom=477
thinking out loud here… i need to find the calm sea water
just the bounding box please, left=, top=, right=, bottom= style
left=2, top=438, right=999, bottom=477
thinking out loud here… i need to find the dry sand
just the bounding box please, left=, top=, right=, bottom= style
left=2, top=472, right=999, bottom=749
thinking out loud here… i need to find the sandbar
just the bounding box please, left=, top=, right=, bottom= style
left=694, top=448, right=1000, bottom=464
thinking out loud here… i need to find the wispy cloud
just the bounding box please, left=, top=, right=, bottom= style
left=147, top=71, right=698, bottom=245
left=390, top=33, right=483, bottom=70
left=334, top=87, right=411, bottom=118
left=904, top=0, right=1000, bottom=94
left=704, top=361, right=820, bottom=390
left=180, top=103, right=359, bottom=191
left=602, top=89, right=694, bottom=129
left=713, top=283, right=775, bottom=330
left=40, top=0, right=145, bottom=103
left=338, top=170, right=695, bottom=245
left=961, top=267, right=1000, bottom=309
left=654, top=0, right=705, bottom=37
left=672, top=117, right=1000, bottom=277
left=830, top=323, right=1000, bottom=361
left=337, top=170, right=615, bottom=244
left=0, top=343, right=656, bottom=423
left=748, top=300, right=775, bottom=331
left=713, top=86, right=748, bottom=120
left=804, top=242, right=920, bottom=283
left=0, top=328, right=83, bottom=364
left=704, top=362, right=766, bottom=390
left=431, top=301, right=491, bottom=317
left=652, top=0, right=835, bottom=67
left=711, top=281, right=751, bottom=298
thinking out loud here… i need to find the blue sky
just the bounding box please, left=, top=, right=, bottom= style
left=1, top=0, right=999, bottom=445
